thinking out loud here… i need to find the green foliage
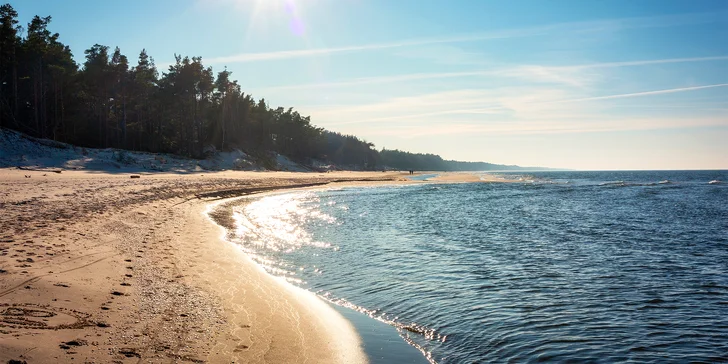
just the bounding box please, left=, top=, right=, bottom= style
left=0, top=3, right=380, bottom=167
left=324, top=131, right=379, bottom=169
left=380, top=149, right=448, bottom=171
left=379, top=149, right=522, bottom=171
left=0, top=4, right=513, bottom=172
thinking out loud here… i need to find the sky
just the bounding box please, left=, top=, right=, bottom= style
left=10, top=0, right=728, bottom=170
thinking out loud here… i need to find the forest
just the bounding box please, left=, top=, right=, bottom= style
left=0, top=4, right=520, bottom=171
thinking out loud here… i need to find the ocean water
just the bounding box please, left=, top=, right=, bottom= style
left=222, top=171, right=728, bottom=363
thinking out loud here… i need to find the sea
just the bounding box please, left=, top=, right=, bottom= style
left=215, top=171, right=728, bottom=363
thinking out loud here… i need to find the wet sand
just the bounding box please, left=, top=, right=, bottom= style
left=0, top=169, right=495, bottom=363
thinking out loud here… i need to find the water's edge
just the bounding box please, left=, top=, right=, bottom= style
left=205, top=188, right=430, bottom=364
left=204, top=171, right=728, bottom=362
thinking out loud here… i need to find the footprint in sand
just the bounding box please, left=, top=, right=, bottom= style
left=233, top=344, right=249, bottom=352
left=0, top=304, right=92, bottom=330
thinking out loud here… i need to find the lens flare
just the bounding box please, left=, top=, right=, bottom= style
left=245, top=0, right=307, bottom=37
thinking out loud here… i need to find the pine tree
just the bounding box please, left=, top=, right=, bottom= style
left=0, top=4, right=20, bottom=128
left=0, top=3, right=385, bottom=170
left=82, top=44, right=111, bottom=147
left=110, top=47, right=129, bottom=147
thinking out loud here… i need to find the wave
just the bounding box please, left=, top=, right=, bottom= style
left=599, top=180, right=677, bottom=188
left=599, top=180, right=626, bottom=187
left=485, top=173, right=569, bottom=185
left=708, top=180, right=721, bottom=185
left=218, top=190, right=440, bottom=363
left=320, top=293, right=442, bottom=364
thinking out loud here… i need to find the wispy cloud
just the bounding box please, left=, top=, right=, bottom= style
left=261, top=71, right=497, bottom=91
left=559, top=83, right=728, bottom=103
left=204, top=12, right=723, bottom=65
left=261, top=55, right=728, bottom=91
left=393, top=44, right=490, bottom=66
left=557, top=56, right=728, bottom=70
left=312, top=83, right=728, bottom=127
left=204, top=31, right=531, bottom=64
left=499, top=56, right=728, bottom=88
left=357, top=115, right=728, bottom=138
left=308, top=89, right=507, bottom=121
left=307, top=81, right=728, bottom=138
left=329, top=107, right=508, bottom=126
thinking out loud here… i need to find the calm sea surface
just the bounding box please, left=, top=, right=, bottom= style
left=223, top=171, right=728, bottom=363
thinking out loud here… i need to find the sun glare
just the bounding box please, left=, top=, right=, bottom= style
left=245, top=0, right=307, bottom=36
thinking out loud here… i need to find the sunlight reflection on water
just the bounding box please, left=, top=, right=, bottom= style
left=224, top=170, right=728, bottom=363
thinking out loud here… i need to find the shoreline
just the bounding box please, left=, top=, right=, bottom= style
left=0, top=169, right=489, bottom=363
left=204, top=182, right=434, bottom=364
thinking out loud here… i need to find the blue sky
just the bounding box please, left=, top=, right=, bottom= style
left=11, top=0, right=728, bottom=170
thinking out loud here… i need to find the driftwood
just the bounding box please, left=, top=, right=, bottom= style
left=17, top=166, right=62, bottom=174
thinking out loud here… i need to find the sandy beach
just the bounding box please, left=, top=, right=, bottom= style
left=0, top=169, right=409, bottom=363
left=0, top=169, right=494, bottom=363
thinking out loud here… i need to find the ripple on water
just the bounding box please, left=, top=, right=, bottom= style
left=225, top=171, right=728, bottom=363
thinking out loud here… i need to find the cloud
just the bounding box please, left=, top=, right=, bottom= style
left=355, top=115, right=728, bottom=138
left=203, top=11, right=723, bottom=65
left=558, top=83, right=728, bottom=103
left=203, top=31, right=532, bottom=64
left=304, top=80, right=728, bottom=140
left=261, top=55, right=728, bottom=91
left=312, top=83, right=728, bottom=128
left=563, top=55, right=728, bottom=70
left=496, top=66, right=599, bottom=88
left=393, top=44, right=490, bottom=66
left=307, top=87, right=579, bottom=130
left=497, top=56, right=728, bottom=88
left=307, top=89, right=506, bottom=121
left=330, top=107, right=508, bottom=126
left=261, top=71, right=498, bottom=91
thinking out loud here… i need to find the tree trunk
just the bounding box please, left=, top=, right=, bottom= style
left=98, top=94, right=103, bottom=147
left=221, top=95, right=226, bottom=151
left=190, top=93, right=196, bottom=156
left=122, top=89, right=127, bottom=148
left=60, top=82, right=65, bottom=142
left=33, top=71, right=39, bottom=135
left=12, top=52, right=17, bottom=124
left=39, top=59, right=46, bottom=138
left=53, top=82, right=58, bottom=140
left=103, top=90, right=108, bottom=148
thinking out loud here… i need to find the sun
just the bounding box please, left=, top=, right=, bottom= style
left=245, top=0, right=308, bottom=36
left=198, top=0, right=314, bottom=45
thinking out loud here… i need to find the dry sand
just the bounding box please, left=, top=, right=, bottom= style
left=0, top=169, right=495, bottom=363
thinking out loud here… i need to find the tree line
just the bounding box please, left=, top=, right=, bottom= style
left=0, top=4, right=521, bottom=171
left=378, top=149, right=525, bottom=171
left=0, top=4, right=386, bottom=169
